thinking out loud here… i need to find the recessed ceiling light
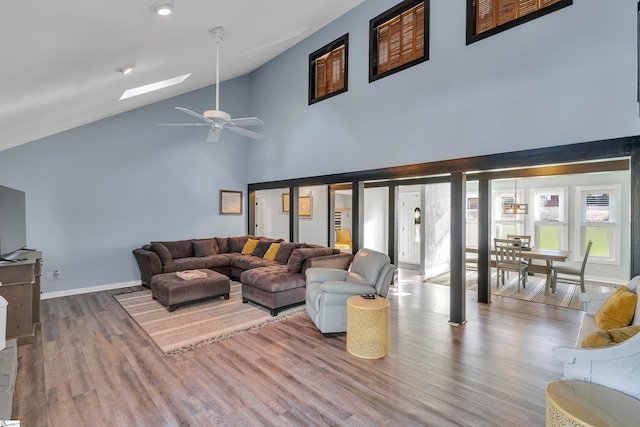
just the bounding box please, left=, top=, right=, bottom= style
left=151, top=1, right=174, bottom=16
left=116, top=65, right=134, bottom=75
left=119, top=73, right=191, bottom=100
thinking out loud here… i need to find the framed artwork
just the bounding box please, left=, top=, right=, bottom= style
left=220, top=190, right=242, bottom=215
left=299, top=195, right=312, bottom=218
left=281, top=193, right=312, bottom=217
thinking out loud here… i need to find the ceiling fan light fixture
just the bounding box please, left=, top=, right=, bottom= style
left=151, top=1, right=174, bottom=16
left=116, top=65, right=133, bottom=75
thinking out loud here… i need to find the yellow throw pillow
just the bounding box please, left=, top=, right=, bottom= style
left=263, top=243, right=280, bottom=260
left=581, top=325, right=640, bottom=348
left=335, top=229, right=351, bottom=243
left=594, top=286, right=638, bottom=330
left=241, top=238, right=259, bottom=255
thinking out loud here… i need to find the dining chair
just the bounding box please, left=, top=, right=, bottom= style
left=494, top=238, right=528, bottom=291
left=551, top=240, right=593, bottom=293
left=507, top=234, right=532, bottom=274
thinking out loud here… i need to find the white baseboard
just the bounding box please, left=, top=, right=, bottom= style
left=41, top=280, right=142, bottom=300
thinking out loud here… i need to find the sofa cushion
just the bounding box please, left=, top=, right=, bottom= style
left=287, top=247, right=334, bottom=273
left=201, top=254, right=231, bottom=269
left=249, top=258, right=279, bottom=269
left=230, top=254, right=262, bottom=270
left=162, top=257, right=206, bottom=273
left=581, top=325, right=640, bottom=348
left=192, top=238, right=218, bottom=257
left=241, top=265, right=305, bottom=292
left=252, top=238, right=281, bottom=258
left=263, top=243, right=280, bottom=260
left=595, top=286, right=638, bottom=330
left=274, top=242, right=300, bottom=264
left=215, top=237, right=229, bottom=253
left=149, top=242, right=172, bottom=265
left=157, top=240, right=194, bottom=259
left=228, top=236, right=249, bottom=253
left=241, top=238, right=259, bottom=255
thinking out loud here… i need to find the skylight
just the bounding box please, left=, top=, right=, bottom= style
left=119, top=73, right=191, bottom=100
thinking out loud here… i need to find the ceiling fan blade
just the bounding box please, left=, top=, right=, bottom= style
left=224, top=124, right=266, bottom=139
left=207, top=128, right=222, bottom=143
left=157, top=123, right=211, bottom=127
left=175, top=107, right=212, bottom=123
left=226, top=117, right=264, bottom=127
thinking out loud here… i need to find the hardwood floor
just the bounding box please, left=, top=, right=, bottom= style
left=12, top=273, right=583, bottom=426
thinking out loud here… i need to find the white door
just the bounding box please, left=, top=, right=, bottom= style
left=399, top=192, right=421, bottom=264
left=255, top=195, right=267, bottom=236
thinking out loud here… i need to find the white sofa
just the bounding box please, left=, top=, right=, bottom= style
left=553, top=275, right=640, bottom=399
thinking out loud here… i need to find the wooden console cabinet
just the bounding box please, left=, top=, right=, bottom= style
left=0, top=250, right=41, bottom=345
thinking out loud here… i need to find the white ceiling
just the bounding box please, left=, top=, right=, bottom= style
left=0, top=0, right=365, bottom=152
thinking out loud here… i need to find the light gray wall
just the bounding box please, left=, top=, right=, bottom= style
left=0, top=77, right=253, bottom=294
left=363, top=187, right=388, bottom=253
left=247, top=0, right=639, bottom=183
left=298, top=185, right=329, bottom=245
left=255, top=188, right=290, bottom=241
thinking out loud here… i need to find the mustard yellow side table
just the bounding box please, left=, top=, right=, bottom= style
left=545, top=380, right=640, bottom=427
left=346, top=295, right=389, bottom=359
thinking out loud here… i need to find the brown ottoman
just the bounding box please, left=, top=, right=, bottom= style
left=151, top=269, right=230, bottom=312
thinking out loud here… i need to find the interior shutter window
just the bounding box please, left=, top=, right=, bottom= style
left=470, top=0, right=571, bottom=40
left=371, top=1, right=427, bottom=81
left=309, top=34, right=348, bottom=104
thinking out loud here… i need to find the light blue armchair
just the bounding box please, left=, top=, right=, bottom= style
left=305, top=248, right=396, bottom=333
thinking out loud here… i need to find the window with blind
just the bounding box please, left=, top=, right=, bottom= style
left=531, top=188, right=567, bottom=250
left=369, top=0, right=429, bottom=83
left=466, top=0, right=572, bottom=44
left=309, top=34, right=348, bottom=105
left=493, top=189, right=526, bottom=239
left=574, top=185, right=621, bottom=264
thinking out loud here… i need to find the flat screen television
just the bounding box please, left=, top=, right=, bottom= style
left=0, top=185, right=27, bottom=259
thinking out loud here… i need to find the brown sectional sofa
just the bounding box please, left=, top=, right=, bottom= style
left=132, top=235, right=353, bottom=315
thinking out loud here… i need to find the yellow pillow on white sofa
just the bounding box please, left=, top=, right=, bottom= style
left=594, top=286, right=638, bottom=330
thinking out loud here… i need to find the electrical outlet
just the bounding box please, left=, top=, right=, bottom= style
left=46, top=272, right=54, bottom=280
left=54, top=270, right=60, bottom=279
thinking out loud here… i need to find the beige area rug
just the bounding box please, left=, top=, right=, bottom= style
left=114, top=282, right=305, bottom=356
left=416, top=271, right=616, bottom=310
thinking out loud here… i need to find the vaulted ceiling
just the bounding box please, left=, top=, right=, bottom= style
left=0, top=0, right=365, bottom=151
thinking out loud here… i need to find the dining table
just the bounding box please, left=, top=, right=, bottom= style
left=466, top=246, right=572, bottom=296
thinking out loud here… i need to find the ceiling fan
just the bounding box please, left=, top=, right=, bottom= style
left=159, top=27, right=265, bottom=143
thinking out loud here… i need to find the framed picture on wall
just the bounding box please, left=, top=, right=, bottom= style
left=299, top=195, right=312, bottom=218
left=220, top=190, right=242, bottom=215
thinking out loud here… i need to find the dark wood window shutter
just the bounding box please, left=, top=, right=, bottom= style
left=375, top=2, right=425, bottom=77
left=309, top=34, right=348, bottom=104
left=474, top=0, right=567, bottom=36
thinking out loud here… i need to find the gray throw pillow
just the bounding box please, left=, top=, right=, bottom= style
left=274, top=242, right=299, bottom=264
left=149, top=242, right=172, bottom=265
left=215, top=237, right=229, bottom=253
left=193, top=239, right=218, bottom=257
